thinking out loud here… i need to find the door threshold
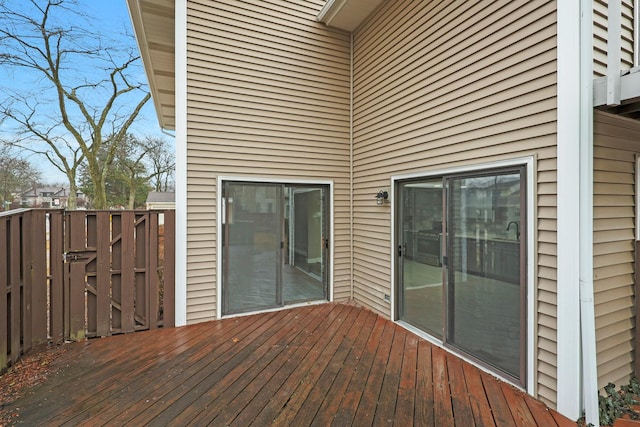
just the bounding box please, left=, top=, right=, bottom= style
left=220, top=299, right=328, bottom=320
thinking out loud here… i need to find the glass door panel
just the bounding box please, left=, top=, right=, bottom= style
left=222, top=182, right=282, bottom=314
left=398, top=179, right=444, bottom=338
left=283, top=186, right=327, bottom=304
left=222, top=182, right=329, bottom=315
left=446, top=171, right=523, bottom=379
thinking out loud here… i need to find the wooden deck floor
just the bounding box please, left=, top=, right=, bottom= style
left=4, top=303, right=575, bottom=426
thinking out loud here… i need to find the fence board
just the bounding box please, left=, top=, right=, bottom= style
left=86, top=213, right=97, bottom=336
left=121, top=212, right=135, bottom=333
left=28, top=211, right=48, bottom=347
left=0, top=218, right=7, bottom=371
left=67, top=212, right=86, bottom=341
left=49, top=211, right=65, bottom=344
left=111, top=214, right=123, bottom=330
left=134, top=213, right=149, bottom=329
left=149, top=213, right=159, bottom=329
left=22, top=212, right=33, bottom=354
left=10, top=216, right=21, bottom=365
left=96, top=212, right=111, bottom=337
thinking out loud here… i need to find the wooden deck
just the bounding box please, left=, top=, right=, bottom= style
left=3, top=303, right=575, bottom=426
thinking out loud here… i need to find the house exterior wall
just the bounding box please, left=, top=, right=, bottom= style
left=593, top=0, right=635, bottom=77
left=593, top=110, right=639, bottom=390
left=350, top=0, right=558, bottom=406
left=184, top=0, right=352, bottom=322
left=172, top=0, right=640, bottom=412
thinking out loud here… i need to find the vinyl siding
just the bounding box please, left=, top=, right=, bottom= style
left=593, top=110, right=640, bottom=390
left=184, top=0, right=351, bottom=322
left=351, top=0, right=557, bottom=406
left=594, top=0, right=635, bottom=77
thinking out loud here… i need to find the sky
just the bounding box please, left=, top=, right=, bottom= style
left=0, top=0, right=169, bottom=185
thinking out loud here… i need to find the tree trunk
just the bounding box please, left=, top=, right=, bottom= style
left=87, top=161, right=108, bottom=209
left=127, top=185, right=136, bottom=209
left=67, top=175, right=78, bottom=210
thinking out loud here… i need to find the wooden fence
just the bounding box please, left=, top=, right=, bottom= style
left=0, top=209, right=175, bottom=372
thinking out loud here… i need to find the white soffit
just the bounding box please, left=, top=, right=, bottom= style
left=317, top=0, right=385, bottom=31
left=127, top=0, right=176, bottom=130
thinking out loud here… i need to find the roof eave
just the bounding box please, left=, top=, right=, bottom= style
left=317, top=0, right=385, bottom=32
left=126, top=0, right=175, bottom=130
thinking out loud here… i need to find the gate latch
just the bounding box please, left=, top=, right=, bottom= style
left=63, top=250, right=94, bottom=263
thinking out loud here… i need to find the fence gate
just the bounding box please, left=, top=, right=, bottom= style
left=62, top=210, right=174, bottom=341
left=1, top=209, right=174, bottom=373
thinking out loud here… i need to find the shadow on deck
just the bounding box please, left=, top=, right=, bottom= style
left=2, top=303, right=576, bottom=426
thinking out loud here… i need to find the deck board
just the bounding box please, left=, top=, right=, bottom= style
left=415, top=339, right=436, bottom=426
left=462, top=361, right=498, bottom=427
left=394, top=334, right=419, bottom=427
left=2, top=303, right=576, bottom=426
left=448, top=354, right=477, bottom=426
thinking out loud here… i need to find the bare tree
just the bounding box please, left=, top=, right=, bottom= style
left=144, top=136, right=175, bottom=192
left=0, top=145, right=41, bottom=210
left=0, top=0, right=151, bottom=209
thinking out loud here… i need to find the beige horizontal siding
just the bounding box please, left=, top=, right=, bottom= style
left=184, top=0, right=351, bottom=322
left=594, top=0, right=635, bottom=77
left=352, top=0, right=557, bottom=407
left=593, top=110, right=640, bottom=390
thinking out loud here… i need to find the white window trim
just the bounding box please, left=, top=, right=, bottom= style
left=390, top=156, right=536, bottom=394
left=216, top=176, right=335, bottom=320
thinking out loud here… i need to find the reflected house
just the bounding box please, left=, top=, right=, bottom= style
left=128, top=0, right=640, bottom=423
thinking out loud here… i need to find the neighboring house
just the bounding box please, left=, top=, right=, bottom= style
left=145, top=191, right=176, bottom=210
left=17, top=186, right=79, bottom=208
left=128, top=0, right=637, bottom=423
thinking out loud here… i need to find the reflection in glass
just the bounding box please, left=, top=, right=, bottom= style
left=399, top=179, right=443, bottom=338
left=447, top=172, right=522, bottom=378
left=284, top=187, right=326, bottom=304
left=223, top=183, right=281, bottom=314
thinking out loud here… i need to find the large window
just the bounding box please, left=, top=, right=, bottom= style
left=396, top=166, right=526, bottom=385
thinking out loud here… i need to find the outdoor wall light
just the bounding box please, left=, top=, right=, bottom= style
left=375, top=189, right=389, bottom=205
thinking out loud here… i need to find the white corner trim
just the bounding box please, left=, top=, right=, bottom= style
left=174, top=0, right=188, bottom=327
left=557, top=0, right=597, bottom=423
left=556, top=0, right=582, bottom=418
left=579, top=0, right=597, bottom=423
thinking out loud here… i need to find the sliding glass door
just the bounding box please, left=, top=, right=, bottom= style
left=397, top=166, right=526, bottom=385
left=222, top=182, right=329, bottom=315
